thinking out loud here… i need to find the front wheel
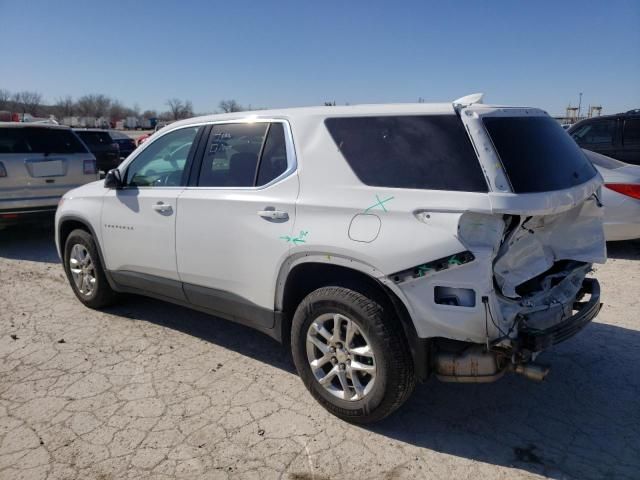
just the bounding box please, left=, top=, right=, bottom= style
left=63, top=229, right=118, bottom=309
left=291, top=286, right=416, bottom=424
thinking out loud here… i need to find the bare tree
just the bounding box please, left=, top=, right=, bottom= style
left=54, top=96, right=75, bottom=118
left=109, top=100, right=126, bottom=120
left=142, top=109, right=158, bottom=119
left=218, top=99, right=244, bottom=113
left=13, top=91, right=43, bottom=117
left=0, top=89, right=12, bottom=110
left=76, top=94, right=111, bottom=117
left=166, top=98, right=193, bottom=120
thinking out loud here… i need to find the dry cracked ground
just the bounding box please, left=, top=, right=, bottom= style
left=0, top=223, right=639, bottom=480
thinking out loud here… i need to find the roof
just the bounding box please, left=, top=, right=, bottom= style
left=0, top=122, right=70, bottom=129
left=167, top=102, right=461, bottom=129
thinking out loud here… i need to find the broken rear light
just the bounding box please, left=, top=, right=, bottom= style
left=605, top=183, right=640, bottom=200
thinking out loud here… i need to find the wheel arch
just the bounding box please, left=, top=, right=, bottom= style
left=276, top=254, right=431, bottom=381
left=57, top=215, right=118, bottom=290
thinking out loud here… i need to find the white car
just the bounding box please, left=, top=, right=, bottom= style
left=55, top=95, right=606, bottom=423
left=583, top=149, right=640, bottom=241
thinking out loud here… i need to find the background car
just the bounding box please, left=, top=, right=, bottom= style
left=0, top=123, right=97, bottom=226
left=584, top=149, right=640, bottom=241
left=569, top=110, right=640, bottom=165
left=73, top=129, right=120, bottom=173
left=108, top=130, right=136, bottom=159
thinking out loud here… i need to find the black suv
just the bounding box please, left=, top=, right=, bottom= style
left=74, top=129, right=120, bottom=172
left=568, top=110, right=640, bottom=165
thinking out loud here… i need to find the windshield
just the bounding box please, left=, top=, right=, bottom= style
left=483, top=115, right=597, bottom=193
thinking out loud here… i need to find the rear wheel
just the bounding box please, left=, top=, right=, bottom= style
left=63, top=229, right=117, bottom=308
left=291, top=286, right=416, bottom=423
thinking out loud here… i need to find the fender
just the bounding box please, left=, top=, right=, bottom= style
left=57, top=214, right=119, bottom=291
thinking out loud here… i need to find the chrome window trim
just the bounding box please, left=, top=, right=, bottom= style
left=118, top=118, right=298, bottom=191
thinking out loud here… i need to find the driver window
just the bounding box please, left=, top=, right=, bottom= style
left=125, top=126, right=200, bottom=187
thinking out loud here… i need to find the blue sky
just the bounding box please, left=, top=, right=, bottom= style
left=1, top=0, right=638, bottom=115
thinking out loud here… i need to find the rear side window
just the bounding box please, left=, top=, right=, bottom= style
left=0, top=127, right=87, bottom=154
left=76, top=131, right=113, bottom=146
left=197, top=122, right=288, bottom=187
left=570, top=119, right=616, bottom=145
left=623, top=118, right=640, bottom=145
left=324, top=115, right=488, bottom=192
left=484, top=116, right=597, bottom=193
left=0, top=128, right=30, bottom=153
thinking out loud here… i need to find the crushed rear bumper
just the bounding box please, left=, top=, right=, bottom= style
left=518, top=278, right=601, bottom=352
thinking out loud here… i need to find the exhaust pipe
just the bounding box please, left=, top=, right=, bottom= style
left=510, top=363, right=550, bottom=382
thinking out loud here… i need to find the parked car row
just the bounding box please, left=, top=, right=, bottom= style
left=0, top=124, right=143, bottom=227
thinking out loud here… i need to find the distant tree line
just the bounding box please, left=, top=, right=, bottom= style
left=1, top=87, right=262, bottom=122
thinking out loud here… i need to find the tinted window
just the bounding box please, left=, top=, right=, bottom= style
left=76, top=131, right=113, bottom=146
left=570, top=119, right=616, bottom=145
left=0, top=127, right=87, bottom=154
left=256, top=123, right=288, bottom=186
left=324, top=115, right=488, bottom=191
left=484, top=116, right=597, bottom=193
left=0, top=128, right=30, bottom=153
left=198, top=123, right=269, bottom=187
left=623, top=118, right=640, bottom=145
left=125, top=126, right=200, bottom=187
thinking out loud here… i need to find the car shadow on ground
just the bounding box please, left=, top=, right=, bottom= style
left=111, top=295, right=638, bottom=479
left=0, top=221, right=59, bottom=263
left=606, top=239, right=640, bottom=260
left=369, top=320, right=640, bottom=479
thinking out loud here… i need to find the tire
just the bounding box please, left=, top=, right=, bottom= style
left=63, top=229, right=118, bottom=309
left=291, top=286, right=416, bottom=424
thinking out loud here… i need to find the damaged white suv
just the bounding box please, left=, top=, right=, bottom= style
left=55, top=94, right=606, bottom=423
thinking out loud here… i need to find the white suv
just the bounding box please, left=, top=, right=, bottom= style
left=55, top=96, right=606, bottom=423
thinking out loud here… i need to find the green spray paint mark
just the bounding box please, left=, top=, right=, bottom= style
left=281, top=230, right=309, bottom=245
left=417, top=265, right=432, bottom=277
left=448, top=255, right=463, bottom=266
left=364, top=195, right=394, bottom=213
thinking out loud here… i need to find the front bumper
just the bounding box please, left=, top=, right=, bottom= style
left=518, top=278, right=601, bottom=352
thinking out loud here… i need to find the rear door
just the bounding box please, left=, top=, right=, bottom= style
left=100, top=125, right=203, bottom=297
left=619, top=117, right=640, bottom=165
left=0, top=126, right=94, bottom=210
left=176, top=120, right=298, bottom=327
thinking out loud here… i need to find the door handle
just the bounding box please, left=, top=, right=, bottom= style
left=152, top=202, right=173, bottom=214
left=257, top=209, right=289, bottom=220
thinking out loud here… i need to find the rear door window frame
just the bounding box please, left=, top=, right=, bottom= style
left=186, top=118, right=297, bottom=190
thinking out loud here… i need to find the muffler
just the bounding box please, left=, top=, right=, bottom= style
left=435, top=345, right=504, bottom=383
left=434, top=345, right=551, bottom=383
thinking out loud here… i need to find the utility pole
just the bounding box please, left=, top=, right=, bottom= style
left=578, top=92, right=583, bottom=119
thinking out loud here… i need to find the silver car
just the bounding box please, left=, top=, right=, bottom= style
left=584, top=149, right=640, bottom=241
left=0, top=123, right=98, bottom=227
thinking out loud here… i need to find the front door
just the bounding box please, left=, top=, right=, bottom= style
left=101, top=125, right=202, bottom=298
left=176, top=121, right=298, bottom=328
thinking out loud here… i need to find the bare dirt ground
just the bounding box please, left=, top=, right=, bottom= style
left=0, top=222, right=638, bottom=480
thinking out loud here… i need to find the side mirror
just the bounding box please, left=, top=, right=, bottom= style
left=104, top=169, right=123, bottom=189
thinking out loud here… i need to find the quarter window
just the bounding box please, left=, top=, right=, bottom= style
left=125, top=126, right=200, bottom=187
left=197, top=122, right=288, bottom=187
left=324, top=115, right=488, bottom=191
